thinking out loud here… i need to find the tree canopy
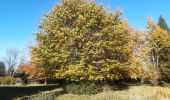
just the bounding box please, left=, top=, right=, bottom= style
left=32, top=0, right=143, bottom=82
left=145, top=18, right=170, bottom=84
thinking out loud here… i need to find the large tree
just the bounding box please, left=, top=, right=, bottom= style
left=146, top=18, right=170, bottom=84
left=32, top=0, right=143, bottom=82
left=157, top=16, right=170, bottom=81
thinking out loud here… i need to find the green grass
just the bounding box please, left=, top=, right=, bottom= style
left=57, top=85, right=170, bottom=100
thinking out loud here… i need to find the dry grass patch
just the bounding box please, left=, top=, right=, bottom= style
left=57, top=85, right=170, bottom=100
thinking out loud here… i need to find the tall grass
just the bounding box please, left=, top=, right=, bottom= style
left=57, top=85, right=170, bottom=100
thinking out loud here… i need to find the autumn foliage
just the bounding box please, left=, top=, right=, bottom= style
left=17, top=62, right=43, bottom=80
left=146, top=18, right=170, bottom=84
left=31, top=0, right=144, bottom=82
left=29, top=0, right=170, bottom=85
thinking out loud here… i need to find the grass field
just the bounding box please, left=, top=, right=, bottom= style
left=57, top=85, right=170, bottom=100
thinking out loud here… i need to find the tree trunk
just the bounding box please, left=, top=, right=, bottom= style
left=151, top=51, right=157, bottom=70
left=151, top=50, right=160, bottom=85
left=44, top=77, right=47, bottom=85
left=156, top=54, right=160, bottom=72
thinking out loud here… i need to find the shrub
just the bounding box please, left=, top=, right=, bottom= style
left=16, top=88, right=63, bottom=100
left=64, top=82, right=103, bottom=95
left=0, top=77, right=21, bottom=85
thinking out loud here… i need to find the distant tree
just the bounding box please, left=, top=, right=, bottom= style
left=19, top=55, right=27, bottom=66
left=17, top=61, right=44, bottom=82
left=3, top=49, right=19, bottom=77
left=18, top=49, right=30, bottom=65
left=0, top=61, right=6, bottom=76
left=157, top=15, right=170, bottom=35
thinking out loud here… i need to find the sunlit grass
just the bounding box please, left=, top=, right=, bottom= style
left=57, top=85, right=170, bottom=100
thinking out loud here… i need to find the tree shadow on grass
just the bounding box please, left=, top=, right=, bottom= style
left=106, top=79, right=143, bottom=91
left=0, top=85, right=58, bottom=100
left=110, top=82, right=130, bottom=91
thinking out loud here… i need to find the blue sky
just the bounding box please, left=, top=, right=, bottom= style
left=0, top=0, right=169, bottom=59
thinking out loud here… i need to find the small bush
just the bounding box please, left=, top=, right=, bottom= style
left=16, top=88, right=63, bottom=100
left=64, top=82, right=103, bottom=95
left=0, top=77, right=21, bottom=85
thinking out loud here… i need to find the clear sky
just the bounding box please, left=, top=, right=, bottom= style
left=0, top=0, right=169, bottom=59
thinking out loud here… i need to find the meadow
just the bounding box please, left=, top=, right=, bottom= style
left=57, top=85, right=170, bottom=100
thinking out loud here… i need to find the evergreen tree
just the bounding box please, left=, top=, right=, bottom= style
left=157, top=15, right=170, bottom=35
left=157, top=16, right=170, bottom=82
left=0, top=61, right=6, bottom=76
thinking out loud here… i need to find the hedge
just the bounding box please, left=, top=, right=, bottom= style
left=0, top=77, right=21, bottom=85
left=0, top=84, right=58, bottom=100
